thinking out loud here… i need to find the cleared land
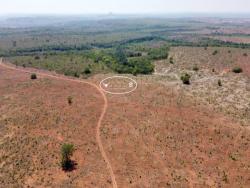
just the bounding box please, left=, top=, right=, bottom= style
left=1, top=56, right=249, bottom=187
left=0, top=63, right=114, bottom=187
left=155, top=47, right=250, bottom=126
left=0, top=17, right=250, bottom=188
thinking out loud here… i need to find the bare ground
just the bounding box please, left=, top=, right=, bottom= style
left=1, top=47, right=250, bottom=188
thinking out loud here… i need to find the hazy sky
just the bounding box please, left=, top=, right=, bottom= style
left=1, top=0, right=250, bottom=15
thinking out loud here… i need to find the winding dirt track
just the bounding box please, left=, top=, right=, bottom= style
left=0, top=59, right=118, bottom=188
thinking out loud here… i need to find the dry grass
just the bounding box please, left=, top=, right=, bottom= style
left=0, top=66, right=111, bottom=187
left=1, top=47, right=250, bottom=188
left=154, top=47, right=250, bottom=126
left=93, top=73, right=250, bottom=187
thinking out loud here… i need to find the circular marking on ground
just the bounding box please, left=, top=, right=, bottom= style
left=99, top=76, right=137, bottom=95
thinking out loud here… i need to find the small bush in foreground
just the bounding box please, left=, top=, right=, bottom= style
left=181, top=73, right=191, bottom=85
left=30, top=73, right=37, bottom=80
left=61, top=143, right=75, bottom=171
left=232, top=67, right=243, bottom=73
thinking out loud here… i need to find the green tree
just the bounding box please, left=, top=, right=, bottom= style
left=181, top=73, right=191, bottom=85
left=232, top=67, right=243, bottom=73
left=30, top=73, right=37, bottom=80
left=115, top=46, right=128, bottom=65
left=83, top=67, right=91, bottom=74
left=61, top=143, right=75, bottom=170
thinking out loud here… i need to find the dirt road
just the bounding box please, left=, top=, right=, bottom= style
left=0, top=59, right=118, bottom=188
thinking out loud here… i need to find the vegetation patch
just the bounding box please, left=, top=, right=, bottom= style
left=232, top=67, right=243, bottom=73
left=181, top=73, right=191, bottom=85
left=61, top=143, right=76, bottom=171
left=30, top=73, right=37, bottom=80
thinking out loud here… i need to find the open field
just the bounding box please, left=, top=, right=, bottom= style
left=1, top=58, right=249, bottom=187
left=98, top=74, right=250, bottom=187
left=0, top=63, right=113, bottom=187
left=0, top=16, right=250, bottom=188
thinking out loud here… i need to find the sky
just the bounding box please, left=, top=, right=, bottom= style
left=1, top=0, right=250, bottom=15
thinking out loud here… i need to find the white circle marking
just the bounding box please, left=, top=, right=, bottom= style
left=99, top=76, right=137, bottom=95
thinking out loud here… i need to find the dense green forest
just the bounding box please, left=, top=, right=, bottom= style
left=1, top=16, right=250, bottom=76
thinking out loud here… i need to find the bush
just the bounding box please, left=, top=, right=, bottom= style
left=61, top=143, right=74, bottom=171
left=74, top=72, right=80, bottom=78
left=34, top=55, right=40, bottom=60
left=218, top=79, right=222, bottom=87
left=193, top=65, right=199, bottom=71
left=30, top=73, right=37, bottom=80
left=83, top=67, right=91, bottom=74
left=212, top=50, right=218, bottom=55
left=232, top=67, right=243, bottom=73
left=169, top=57, right=174, bottom=64
left=67, top=96, right=73, bottom=105
left=181, top=73, right=191, bottom=85
left=243, top=53, right=247, bottom=57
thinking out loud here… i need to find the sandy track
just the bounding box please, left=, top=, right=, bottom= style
left=0, top=59, right=118, bottom=188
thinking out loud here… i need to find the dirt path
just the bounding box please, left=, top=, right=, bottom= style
left=0, top=59, right=118, bottom=188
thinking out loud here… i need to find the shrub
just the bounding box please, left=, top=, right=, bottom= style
left=132, top=68, right=138, bottom=76
left=243, top=53, right=247, bottom=57
left=74, top=72, right=80, bottom=78
left=212, top=50, right=218, bottom=55
left=30, top=73, right=37, bottom=80
left=232, top=67, right=243, bottom=73
left=61, top=143, right=75, bottom=171
left=169, top=57, right=174, bottom=64
left=34, top=55, right=40, bottom=60
left=67, top=96, right=73, bottom=105
left=222, top=171, right=228, bottom=183
left=83, top=67, right=91, bottom=74
left=193, top=65, right=199, bottom=71
left=181, top=73, right=191, bottom=85
left=218, top=79, right=222, bottom=87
